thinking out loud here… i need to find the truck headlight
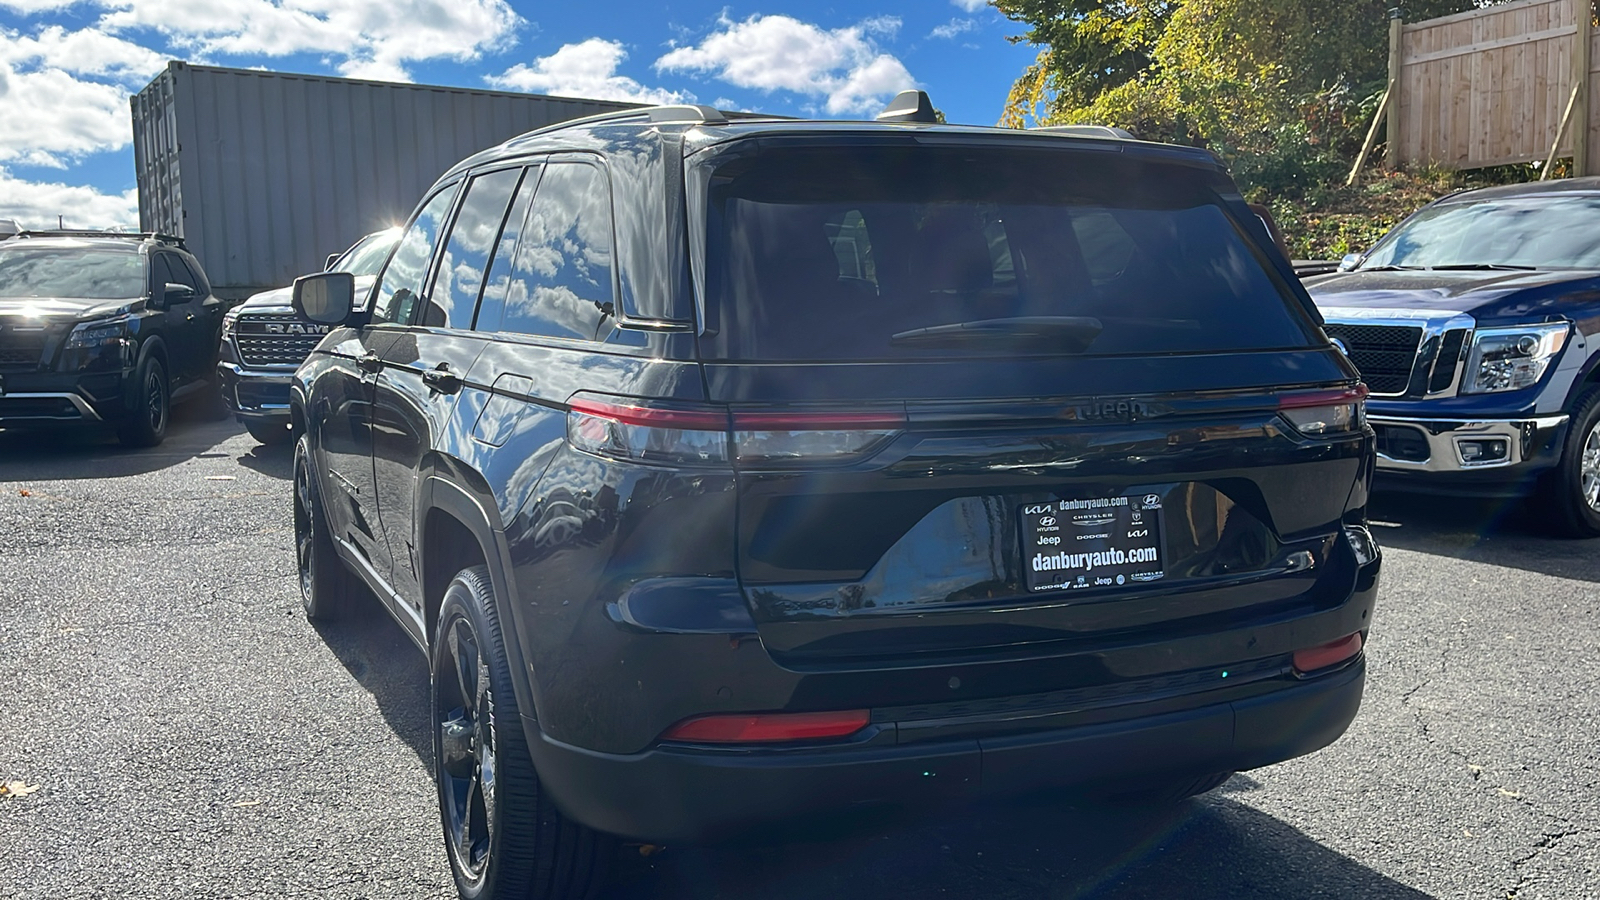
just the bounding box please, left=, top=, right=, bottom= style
left=221, top=308, right=240, bottom=334
left=1460, top=323, right=1569, bottom=394
left=65, top=316, right=131, bottom=349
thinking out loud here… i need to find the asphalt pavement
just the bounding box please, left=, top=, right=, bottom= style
left=1, top=412, right=1596, bottom=899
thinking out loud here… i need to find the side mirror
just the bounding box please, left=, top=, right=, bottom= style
left=162, top=282, right=197, bottom=305
left=325, top=253, right=341, bottom=271
left=1338, top=253, right=1363, bottom=272
left=293, top=271, right=356, bottom=326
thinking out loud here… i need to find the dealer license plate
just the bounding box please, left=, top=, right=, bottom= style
left=1022, top=493, right=1166, bottom=594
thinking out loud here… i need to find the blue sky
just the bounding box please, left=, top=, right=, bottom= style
left=0, top=0, right=1038, bottom=229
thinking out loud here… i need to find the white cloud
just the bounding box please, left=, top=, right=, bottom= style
left=0, top=167, right=139, bottom=229
left=0, top=63, right=133, bottom=166
left=655, top=14, right=916, bottom=115
left=951, top=0, right=989, bottom=11
left=0, top=25, right=167, bottom=81
left=0, top=0, right=84, bottom=12
left=488, top=38, right=687, bottom=105
left=96, top=0, right=522, bottom=82
left=930, top=18, right=979, bottom=40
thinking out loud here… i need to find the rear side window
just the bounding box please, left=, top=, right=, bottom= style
left=699, top=146, right=1315, bottom=361
left=372, top=186, right=459, bottom=326
left=472, top=166, right=541, bottom=334
left=423, top=168, right=523, bottom=329
left=498, top=162, right=615, bottom=342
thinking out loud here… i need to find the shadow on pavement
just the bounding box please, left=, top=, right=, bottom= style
left=236, top=438, right=293, bottom=480
left=1367, top=489, right=1600, bottom=583
left=311, top=594, right=433, bottom=766
left=603, top=782, right=1433, bottom=899
left=0, top=402, right=241, bottom=480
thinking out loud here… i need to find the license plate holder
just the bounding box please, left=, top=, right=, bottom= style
left=1021, top=493, right=1166, bottom=594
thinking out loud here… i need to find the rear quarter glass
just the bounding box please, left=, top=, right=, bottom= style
left=696, top=145, right=1317, bottom=361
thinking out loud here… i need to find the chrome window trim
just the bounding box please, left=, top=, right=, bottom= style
left=1320, top=307, right=1477, bottom=399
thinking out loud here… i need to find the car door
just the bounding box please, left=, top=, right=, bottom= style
left=151, top=253, right=207, bottom=381
left=370, top=165, right=529, bottom=614
left=320, top=184, right=462, bottom=590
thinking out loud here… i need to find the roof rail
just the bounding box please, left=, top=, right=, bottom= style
left=12, top=230, right=186, bottom=247
left=877, top=90, right=939, bottom=124
left=647, top=105, right=729, bottom=125
left=1031, top=125, right=1136, bottom=140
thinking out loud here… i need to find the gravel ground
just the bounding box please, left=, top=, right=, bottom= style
left=1, top=413, right=1596, bottom=899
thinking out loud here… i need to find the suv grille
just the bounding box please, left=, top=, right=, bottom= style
left=0, top=328, right=49, bottom=370
left=234, top=313, right=329, bottom=368
left=1323, top=323, right=1422, bottom=395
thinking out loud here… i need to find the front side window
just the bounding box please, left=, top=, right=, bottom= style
left=371, top=185, right=459, bottom=326
left=332, top=230, right=401, bottom=277
left=422, top=168, right=523, bottom=330
left=699, top=146, right=1316, bottom=361
left=0, top=247, right=145, bottom=300
left=499, top=162, right=616, bottom=341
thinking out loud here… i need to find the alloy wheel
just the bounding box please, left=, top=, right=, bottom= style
left=146, top=368, right=167, bottom=434
left=436, top=616, right=497, bottom=886
left=1581, top=420, right=1600, bottom=513
left=293, top=460, right=315, bottom=602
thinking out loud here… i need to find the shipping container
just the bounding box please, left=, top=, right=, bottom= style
left=131, top=62, right=638, bottom=298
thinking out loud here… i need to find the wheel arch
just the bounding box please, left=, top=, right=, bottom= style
left=420, top=473, right=542, bottom=718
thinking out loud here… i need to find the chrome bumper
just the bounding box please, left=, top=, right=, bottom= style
left=216, top=361, right=293, bottom=417
left=1369, top=415, right=1569, bottom=473
left=0, top=391, right=102, bottom=422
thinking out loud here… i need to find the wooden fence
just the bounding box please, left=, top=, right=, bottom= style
left=1390, top=0, right=1597, bottom=173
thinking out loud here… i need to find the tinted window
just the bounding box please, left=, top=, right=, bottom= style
left=1361, top=194, right=1600, bottom=269
left=162, top=254, right=200, bottom=293
left=372, top=186, right=459, bottom=325
left=332, top=230, right=400, bottom=277
left=500, top=162, right=615, bottom=341
left=420, top=169, right=522, bottom=330
left=0, top=247, right=145, bottom=300
left=473, top=166, right=541, bottom=334
left=700, top=147, right=1315, bottom=361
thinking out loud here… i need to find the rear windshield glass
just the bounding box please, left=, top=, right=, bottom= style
left=698, top=146, right=1315, bottom=360
left=0, top=247, right=145, bottom=300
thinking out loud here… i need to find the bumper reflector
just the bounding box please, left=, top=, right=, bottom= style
left=1293, top=633, right=1364, bottom=674
left=661, top=710, right=871, bottom=744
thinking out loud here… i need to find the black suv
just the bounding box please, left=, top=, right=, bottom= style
left=219, top=228, right=400, bottom=445
left=290, top=95, right=1381, bottom=899
left=0, top=231, right=227, bottom=446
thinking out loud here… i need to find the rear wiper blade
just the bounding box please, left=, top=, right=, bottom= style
left=1426, top=264, right=1538, bottom=271
left=889, top=316, right=1103, bottom=352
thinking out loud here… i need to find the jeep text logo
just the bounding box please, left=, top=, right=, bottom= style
left=263, top=322, right=332, bottom=335
left=1069, top=399, right=1151, bottom=422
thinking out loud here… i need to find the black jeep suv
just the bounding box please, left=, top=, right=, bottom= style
left=290, top=95, right=1381, bottom=899
left=0, top=231, right=227, bottom=446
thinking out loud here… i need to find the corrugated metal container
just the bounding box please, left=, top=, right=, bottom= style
left=131, top=62, right=638, bottom=298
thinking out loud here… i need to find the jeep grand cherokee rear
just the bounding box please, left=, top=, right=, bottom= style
left=290, top=102, right=1379, bottom=900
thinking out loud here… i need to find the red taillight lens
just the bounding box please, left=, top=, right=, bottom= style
left=1293, top=632, right=1364, bottom=674
left=731, top=408, right=905, bottom=465
left=660, top=710, right=872, bottom=744
left=1278, top=385, right=1368, bottom=436
left=566, top=394, right=906, bottom=467
left=567, top=395, right=730, bottom=465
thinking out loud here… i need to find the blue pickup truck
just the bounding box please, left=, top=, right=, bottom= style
left=1306, top=178, right=1600, bottom=536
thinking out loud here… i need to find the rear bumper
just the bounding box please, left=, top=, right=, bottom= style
left=216, top=361, right=293, bottom=423
left=525, top=658, right=1364, bottom=844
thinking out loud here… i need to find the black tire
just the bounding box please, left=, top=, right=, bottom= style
left=1536, top=386, right=1600, bottom=538
left=294, top=435, right=356, bottom=620
left=116, top=355, right=169, bottom=447
left=432, top=566, right=612, bottom=900
left=246, top=420, right=293, bottom=445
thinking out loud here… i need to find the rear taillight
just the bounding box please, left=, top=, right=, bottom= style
left=1293, top=632, right=1364, bottom=674
left=1279, top=385, right=1368, bottom=436
left=566, top=393, right=904, bottom=467
left=661, top=709, right=872, bottom=744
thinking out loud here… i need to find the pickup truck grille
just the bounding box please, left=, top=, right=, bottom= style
left=234, top=313, right=329, bottom=368
left=1322, top=323, right=1422, bottom=395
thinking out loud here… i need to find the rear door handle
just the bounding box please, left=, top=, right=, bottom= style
left=422, top=365, right=462, bottom=395
left=358, top=352, right=384, bottom=374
